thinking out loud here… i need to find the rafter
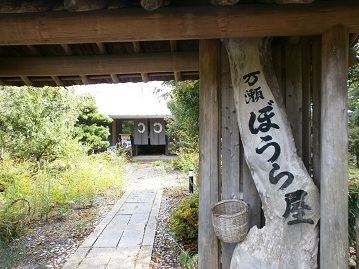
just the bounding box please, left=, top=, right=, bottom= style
left=0, top=52, right=198, bottom=76
left=20, top=76, right=33, bottom=86
left=133, top=41, right=151, bottom=83
left=169, top=40, right=182, bottom=81
left=0, top=2, right=358, bottom=45
left=51, top=75, right=64, bottom=86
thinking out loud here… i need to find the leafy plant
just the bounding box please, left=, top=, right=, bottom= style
left=169, top=192, right=198, bottom=242
left=349, top=175, right=359, bottom=245
left=178, top=250, right=198, bottom=269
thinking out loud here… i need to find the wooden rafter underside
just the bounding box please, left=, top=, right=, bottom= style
left=0, top=1, right=359, bottom=45
left=0, top=52, right=198, bottom=76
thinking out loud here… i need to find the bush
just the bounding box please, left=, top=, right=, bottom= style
left=0, top=152, right=125, bottom=241
left=169, top=192, right=198, bottom=242
left=349, top=175, right=359, bottom=245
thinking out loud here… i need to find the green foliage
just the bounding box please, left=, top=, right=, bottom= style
left=164, top=81, right=199, bottom=175
left=166, top=81, right=199, bottom=153
left=169, top=192, right=198, bottom=242
left=170, top=149, right=199, bottom=176
left=0, top=86, right=79, bottom=162
left=0, top=152, right=125, bottom=241
left=178, top=250, right=198, bottom=269
left=349, top=172, right=359, bottom=245
left=75, top=93, right=112, bottom=153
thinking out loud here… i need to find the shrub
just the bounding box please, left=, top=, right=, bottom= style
left=349, top=176, right=359, bottom=245
left=169, top=192, right=198, bottom=242
left=0, top=152, right=125, bottom=241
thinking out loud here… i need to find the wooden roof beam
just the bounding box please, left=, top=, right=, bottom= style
left=169, top=40, right=182, bottom=81
left=1, top=2, right=359, bottom=45
left=80, top=75, right=90, bottom=84
left=0, top=52, right=199, bottom=76
left=110, top=74, right=120, bottom=83
left=61, top=44, right=74, bottom=55
left=51, top=75, right=64, bottom=86
left=133, top=41, right=150, bottom=82
left=140, top=0, right=170, bottom=11
left=20, top=76, right=33, bottom=86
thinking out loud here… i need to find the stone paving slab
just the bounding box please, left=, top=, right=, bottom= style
left=62, top=163, right=173, bottom=269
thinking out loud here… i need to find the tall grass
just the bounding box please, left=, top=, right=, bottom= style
left=0, top=152, right=125, bottom=241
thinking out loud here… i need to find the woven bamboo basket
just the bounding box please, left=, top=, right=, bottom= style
left=211, top=199, right=249, bottom=243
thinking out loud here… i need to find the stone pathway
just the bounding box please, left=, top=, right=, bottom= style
left=62, top=162, right=185, bottom=269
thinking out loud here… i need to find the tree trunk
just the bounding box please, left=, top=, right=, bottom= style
left=222, top=37, right=320, bottom=269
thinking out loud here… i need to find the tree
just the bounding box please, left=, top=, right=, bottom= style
left=0, top=86, right=79, bottom=162
left=348, top=42, right=359, bottom=167
left=165, top=80, right=199, bottom=173
left=166, top=80, right=199, bottom=152
left=75, top=93, right=112, bottom=153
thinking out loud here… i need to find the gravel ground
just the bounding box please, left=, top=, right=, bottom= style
left=1, top=162, right=196, bottom=269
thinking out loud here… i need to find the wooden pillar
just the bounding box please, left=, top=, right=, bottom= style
left=320, top=24, right=349, bottom=269
left=220, top=44, right=240, bottom=269
left=199, top=39, right=220, bottom=269
left=111, top=119, right=117, bottom=146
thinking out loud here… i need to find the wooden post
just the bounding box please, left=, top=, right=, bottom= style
left=111, top=119, right=117, bottom=146
left=199, top=39, right=220, bottom=269
left=220, top=44, right=241, bottom=269
left=320, top=24, right=349, bottom=269
left=311, top=36, right=322, bottom=189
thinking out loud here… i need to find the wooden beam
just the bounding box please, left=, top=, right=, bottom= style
left=210, top=0, right=239, bottom=5
left=110, top=74, right=119, bottom=83
left=320, top=24, right=349, bottom=269
left=0, top=0, right=55, bottom=13
left=132, top=41, right=150, bottom=82
left=0, top=2, right=359, bottom=45
left=79, top=75, right=90, bottom=84
left=64, top=0, right=107, bottom=12
left=96, top=42, right=107, bottom=55
left=0, top=52, right=199, bottom=76
left=20, top=75, right=32, bottom=86
left=140, top=0, right=170, bottom=11
left=61, top=44, right=74, bottom=55
left=51, top=75, right=64, bottom=86
left=198, top=39, right=220, bottom=269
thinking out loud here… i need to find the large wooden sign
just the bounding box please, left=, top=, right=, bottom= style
left=223, top=38, right=320, bottom=268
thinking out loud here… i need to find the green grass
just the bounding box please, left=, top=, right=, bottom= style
left=0, top=152, right=126, bottom=241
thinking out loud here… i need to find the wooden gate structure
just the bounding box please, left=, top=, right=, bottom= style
left=0, top=1, right=359, bottom=268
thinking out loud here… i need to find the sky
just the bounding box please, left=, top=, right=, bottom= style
left=75, top=81, right=172, bottom=118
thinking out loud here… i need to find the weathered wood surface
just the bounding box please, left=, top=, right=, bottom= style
left=285, top=41, right=303, bottom=158
left=220, top=45, right=241, bottom=269
left=1, top=2, right=359, bottom=45
left=198, top=39, right=220, bottom=269
left=64, top=0, right=106, bottom=12
left=311, top=36, right=322, bottom=189
left=140, top=0, right=170, bottom=11
left=0, top=0, right=61, bottom=13
left=223, top=37, right=320, bottom=269
left=320, top=24, right=348, bottom=269
left=210, top=0, right=239, bottom=5
left=0, top=52, right=198, bottom=76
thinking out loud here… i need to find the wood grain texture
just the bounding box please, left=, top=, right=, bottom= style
left=320, top=24, right=349, bottom=269
left=220, top=45, right=240, bottom=269
left=198, top=39, right=220, bottom=269
left=224, top=37, right=320, bottom=269
left=0, top=2, right=359, bottom=45
left=0, top=52, right=198, bottom=76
